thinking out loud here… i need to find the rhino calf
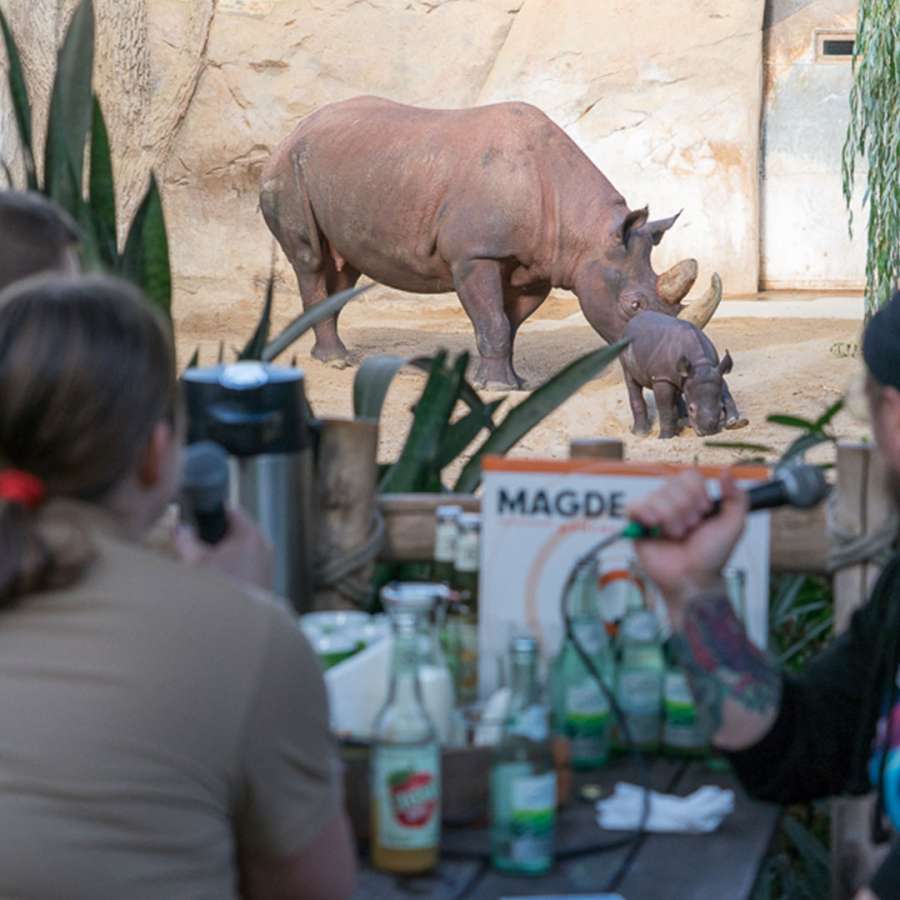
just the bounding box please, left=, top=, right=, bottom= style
left=621, top=311, right=747, bottom=439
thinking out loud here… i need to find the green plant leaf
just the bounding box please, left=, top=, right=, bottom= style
left=0, top=6, right=36, bottom=189
left=262, top=282, right=373, bottom=362
left=88, top=95, right=117, bottom=267
left=43, top=0, right=95, bottom=214
left=436, top=398, right=504, bottom=471
left=767, top=414, right=819, bottom=431
left=217, top=341, right=224, bottom=363
left=353, top=354, right=409, bottom=420
left=705, top=439, right=774, bottom=454
left=380, top=351, right=465, bottom=494
left=454, top=340, right=629, bottom=494
left=185, top=347, right=199, bottom=370
left=121, top=173, right=172, bottom=316
left=409, top=357, right=498, bottom=430
left=238, top=270, right=275, bottom=360
left=813, top=398, right=844, bottom=431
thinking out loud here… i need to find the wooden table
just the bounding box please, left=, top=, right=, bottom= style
left=354, top=756, right=781, bottom=900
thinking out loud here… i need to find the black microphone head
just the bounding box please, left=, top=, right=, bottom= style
left=777, top=463, right=830, bottom=509
left=181, top=441, right=229, bottom=513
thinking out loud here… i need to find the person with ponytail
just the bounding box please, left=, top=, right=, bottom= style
left=0, top=275, right=355, bottom=899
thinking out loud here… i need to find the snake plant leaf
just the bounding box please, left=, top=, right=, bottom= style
left=766, top=413, right=819, bottom=431
left=379, top=351, right=466, bottom=494
left=238, top=270, right=275, bottom=360
left=185, top=347, right=200, bottom=370
left=43, top=0, right=94, bottom=214
left=0, top=6, right=36, bottom=189
left=353, top=354, right=409, bottom=421
left=262, top=282, right=373, bottom=362
left=121, top=173, right=171, bottom=316
left=436, top=398, right=504, bottom=471
left=89, top=95, right=117, bottom=267
left=409, top=356, right=497, bottom=430
left=813, top=398, right=844, bottom=431
left=454, top=339, right=628, bottom=494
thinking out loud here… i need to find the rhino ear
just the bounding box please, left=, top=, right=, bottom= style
left=719, top=350, right=733, bottom=375
left=646, top=210, right=682, bottom=246
left=616, top=206, right=649, bottom=247
left=676, top=354, right=693, bottom=379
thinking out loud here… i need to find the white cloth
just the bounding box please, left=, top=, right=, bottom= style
left=596, top=782, right=735, bottom=834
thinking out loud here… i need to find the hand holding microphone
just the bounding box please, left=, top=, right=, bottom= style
left=627, top=465, right=828, bottom=608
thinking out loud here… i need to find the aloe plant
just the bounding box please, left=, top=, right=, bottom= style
left=353, top=340, right=628, bottom=495
left=0, top=0, right=171, bottom=315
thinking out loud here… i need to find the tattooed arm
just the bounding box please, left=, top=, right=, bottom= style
left=629, top=470, right=782, bottom=750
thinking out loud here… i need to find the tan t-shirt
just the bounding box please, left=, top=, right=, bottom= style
left=0, top=501, right=340, bottom=899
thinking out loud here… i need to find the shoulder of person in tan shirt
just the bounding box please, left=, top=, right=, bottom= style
left=0, top=500, right=341, bottom=900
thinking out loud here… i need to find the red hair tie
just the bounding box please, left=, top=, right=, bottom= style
left=0, top=470, right=47, bottom=509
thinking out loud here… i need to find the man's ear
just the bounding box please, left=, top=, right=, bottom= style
left=136, top=421, right=175, bottom=489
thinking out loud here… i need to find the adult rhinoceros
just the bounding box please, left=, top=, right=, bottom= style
left=260, top=96, right=721, bottom=389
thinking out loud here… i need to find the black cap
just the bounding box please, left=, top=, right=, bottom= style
left=863, top=291, right=900, bottom=390
left=181, top=362, right=312, bottom=456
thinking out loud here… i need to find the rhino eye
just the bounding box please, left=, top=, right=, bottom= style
left=630, top=299, right=641, bottom=311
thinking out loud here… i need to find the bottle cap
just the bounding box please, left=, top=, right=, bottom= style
left=509, top=633, right=538, bottom=656
left=457, top=513, right=481, bottom=533
left=381, top=581, right=450, bottom=614
left=436, top=504, right=464, bottom=522
left=621, top=609, right=659, bottom=643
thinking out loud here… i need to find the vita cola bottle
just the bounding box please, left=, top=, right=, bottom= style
left=370, top=585, right=441, bottom=874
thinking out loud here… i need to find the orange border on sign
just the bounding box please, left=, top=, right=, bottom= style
left=482, top=456, right=770, bottom=481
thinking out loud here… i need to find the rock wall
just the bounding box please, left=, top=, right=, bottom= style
left=0, top=0, right=770, bottom=332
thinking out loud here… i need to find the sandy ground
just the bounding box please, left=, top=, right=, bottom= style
left=175, top=287, right=869, bottom=481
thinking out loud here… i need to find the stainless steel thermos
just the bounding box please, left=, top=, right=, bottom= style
left=181, top=361, right=316, bottom=613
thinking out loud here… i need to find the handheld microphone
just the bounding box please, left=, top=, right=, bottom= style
left=181, top=441, right=230, bottom=545
left=622, top=462, right=830, bottom=541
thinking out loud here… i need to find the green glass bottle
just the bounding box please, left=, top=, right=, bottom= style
left=551, top=560, right=615, bottom=769
left=432, top=504, right=463, bottom=586
left=450, top=513, right=480, bottom=705
left=490, top=635, right=556, bottom=876
left=615, top=609, right=664, bottom=753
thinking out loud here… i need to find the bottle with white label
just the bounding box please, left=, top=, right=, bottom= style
left=551, top=559, right=615, bottom=769
left=662, top=666, right=709, bottom=757
left=371, top=584, right=441, bottom=875
left=490, top=635, right=556, bottom=875
left=432, top=504, right=463, bottom=586
left=616, top=609, right=664, bottom=752
left=449, top=513, right=481, bottom=705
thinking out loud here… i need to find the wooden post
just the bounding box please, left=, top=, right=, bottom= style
left=314, top=418, right=380, bottom=611
left=831, top=443, right=892, bottom=899
left=569, top=438, right=624, bottom=461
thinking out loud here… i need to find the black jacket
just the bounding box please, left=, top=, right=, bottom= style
left=727, top=555, right=900, bottom=898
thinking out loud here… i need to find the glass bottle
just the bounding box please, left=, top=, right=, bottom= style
left=616, top=609, right=664, bottom=752
left=662, top=656, right=710, bottom=758
left=551, top=560, right=615, bottom=769
left=490, top=635, right=556, bottom=876
left=450, top=513, right=481, bottom=705
left=419, top=585, right=455, bottom=745
left=432, top=505, right=463, bottom=585
left=370, top=585, right=441, bottom=875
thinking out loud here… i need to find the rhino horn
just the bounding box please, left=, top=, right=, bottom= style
left=678, top=272, right=722, bottom=330
left=657, top=258, right=698, bottom=305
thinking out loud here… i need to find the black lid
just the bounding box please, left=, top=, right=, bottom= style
left=181, top=362, right=311, bottom=456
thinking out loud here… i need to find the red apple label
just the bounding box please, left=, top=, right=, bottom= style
left=388, top=768, right=438, bottom=828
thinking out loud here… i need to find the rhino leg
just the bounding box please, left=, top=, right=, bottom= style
left=652, top=381, right=681, bottom=439
left=722, top=379, right=749, bottom=430
left=297, top=267, right=351, bottom=365
left=623, top=364, right=651, bottom=435
left=504, top=281, right=551, bottom=388
left=453, top=258, right=519, bottom=389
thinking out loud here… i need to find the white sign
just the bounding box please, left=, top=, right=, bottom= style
left=479, top=458, right=771, bottom=696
